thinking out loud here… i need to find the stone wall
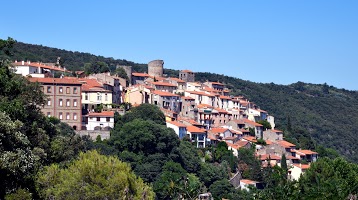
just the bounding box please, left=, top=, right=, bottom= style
left=76, top=130, right=110, bottom=140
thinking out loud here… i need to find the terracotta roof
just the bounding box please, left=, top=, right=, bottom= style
left=13, top=61, right=67, bottom=72
left=152, top=90, right=179, bottom=97
left=160, top=108, right=178, bottom=114
left=235, top=140, right=249, bottom=147
left=243, top=136, right=257, bottom=143
left=277, top=140, right=296, bottom=148
left=293, top=164, right=310, bottom=170
left=187, top=82, right=201, bottom=87
left=223, top=136, right=236, bottom=140
left=240, top=179, right=257, bottom=185
left=197, top=104, right=214, bottom=109
left=87, top=111, right=114, bottom=117
left=286, top=155, right=300, bottom=160
left=181, top=69, right=193, bottom=73
left=227, top=142, right=239, bottom=149
left=79, top=78, right=110, bottom=92
left=242, top=118, right=263, bottom=127
left=295, top=150, right=318, bottom=155
left=202, top=87, right=217, bottom=92
left=214, top=108, right=228, bottom=113
left=166, top=120, right=187, bottom=127
left=210, top=127, right=229, bottom=134
left=207, top=133, right=218, bottom=140
left=187, top=91, right=216, bottom=97
left=29, top=77, right=81, bottom=85
left=266, top=140, right=273, bottom=145
left=257, top=154, right=281, bottom=161
left=168, top=77, right=185, bottom=83
left=181, top=96, right=195, bottom=100
left=271, top=129, right=283, bottom=133
left=151, top=81, right=177, bottom=87
left=220, top=95, right=231, bottom=100
left=132, top=72, right=150, bottom=77
left=187, top=126, right=206, bottom=133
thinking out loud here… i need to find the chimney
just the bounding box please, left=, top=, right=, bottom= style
left=21, top=61, right=24, bottom=65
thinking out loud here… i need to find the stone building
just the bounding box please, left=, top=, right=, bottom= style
left=148, top=60, right=164, bottom=77
left=179, top=70, right=195, bottom=82
left=29, top=77, right=82, bottom=130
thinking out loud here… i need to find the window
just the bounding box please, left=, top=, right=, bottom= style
left=59, top=87, right=63, bottom=93
left=59, top=112, right=63, bottom=120
left=73, top=113, right=77, bottom=120
left=105, top=93, right=108, bottom=101
left=47, top=99, right=51, bottom=106
left=73, top=99, right=77, bottom=107
left=59, top=99, right=63, bottom=106
left=96, top=117, right=100, bottom=121
left=97, top=93, right=101, bottom=101
left=47, top=86, right=51, bottom=93
left=66, top=99, right=70, bottom=107
left=85, top=92, right=88, bottom=100
left=47, top=112, right=51, bottom=117
left=66, top=87, right=70, bottom=94
left=66, top=113, right=70, bottom=120
left=106, top=117, right=110, bottom=122
left=73, top=87, right=77, bottom=94
left=40, top=86, right=44, bottom=92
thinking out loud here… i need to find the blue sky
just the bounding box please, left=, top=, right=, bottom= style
left=1, top=1, right=357, bottom=90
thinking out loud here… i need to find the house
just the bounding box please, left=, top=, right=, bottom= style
left=166, top=120, right=187, bottom=139
left=124, top=84, right=153, bottom=106
left=240, top=179, right=264, bottom=191
left=83, top=111, right=114, bottom=130
left=186, top=82, right=202, bottom=91
left=204, top=81, right=225, bottom=91
left=28, top=77, right=82, bottom=130
left=152, top=90, right=181, bottom=113
left=166, top=77, right=186, bottom=92
left=289, top=164, right=310, bottom=181
left=263, top=129, right=283, bottom=141
left=185, top=90, right=216, bottom=106
left=187, top=126, right=207, bottom=148
left=161, top=108, right=178, bottom=121
left=226, top=119, right=264, bottom=139
left=227, top=140, right=251, bottom=156
left=149, top=81, right=177, bottom=93
left=294, top=150, right=318, bottom=163
left=13, top=61, right=67, bottom=78
left=131, top=72, right=150, bottom=85
left=179, top=69, right=195, bottom=82
left=247, top=108, right=268, bottom=122
left=180, top=96, right=196, bottom=119
left=257, top=154, right=281, bottom=167
left=79, top=79, right=112, bottom=113
left=88, top=73, right=125, bottom=105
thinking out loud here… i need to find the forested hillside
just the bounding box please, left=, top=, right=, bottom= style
left=6, top=41, right=358, bottom=162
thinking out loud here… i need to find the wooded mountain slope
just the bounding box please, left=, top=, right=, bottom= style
left=7, top=41, right=358, bottom=162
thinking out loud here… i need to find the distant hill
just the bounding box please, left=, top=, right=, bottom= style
left=7, top=41, right=358, bottom=162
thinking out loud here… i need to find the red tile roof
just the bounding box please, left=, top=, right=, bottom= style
left=187, top=126, right=206, bottom=133
left=235, top=140, right=249, bottom=147
left=214, top=108, right=228, bottom=113
left=187, top=91, right=216, bottom=97
left=151, top=81, right=177, bottom=87
left=181, top=69, right=193, bottom=73
left=181, top=96, right=195, bottom=100
left=240, top=179, right=257, bottom=185
left=243, top=136, right=257, bottom=143
left=210, top=82, right=224, bottom=86
left=210, top=127, right=228, bottom=134
left=166, top=120, right=187, bottom=127
left=152, top=90, right=179, bottom=97
left=293, top=164, right=310, bottom=170
left=132, top=72, right=150, bottom=77
left=295, top=150, right=318, bottom=155
left=277, top=140, right=296, bottom=148
left=29, top=77, right=81, bottom=85
left=87, top=111, right=114, bottom=117
left=257, top=154, right=281, bottom=161
left=219, top=95, right=231, bottom=100
left=13, top=61, right=67, bottom=72
left=197, top=104, right=214, bottom=109
left=168, top=77, right=185, bottom=83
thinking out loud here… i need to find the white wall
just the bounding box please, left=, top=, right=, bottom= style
left=86, top=116, right=114, bottom=130
left=166, top=122, right=180, bottom=137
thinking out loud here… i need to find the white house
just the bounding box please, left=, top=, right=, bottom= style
left=166, top=120, right=187, bottom=139
left=84, top=111, right=114, bottom=130
left=289, top=164, right=310, bottom=181
left=12, top=61, right=66, bottom=77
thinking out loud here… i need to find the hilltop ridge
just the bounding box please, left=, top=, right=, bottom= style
left=5, top=40, right=358, bottom=162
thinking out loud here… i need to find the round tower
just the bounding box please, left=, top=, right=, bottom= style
left=148, top=60, right=164, bottom=77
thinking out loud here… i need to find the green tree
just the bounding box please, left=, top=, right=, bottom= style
left=281, top=154, right=288, bottom=174
left=36, top=150, right=154, bottom=200
left=257, top=120, right=272, bottom=130
left=177, top=141, right=201, bottom=173
left=298, top=157, right=358, bottom=199
left=209, top=179, right=235, bottom=200
left=198, top=162, right=227, bottom=188
left=120, top=103, right=166, bottom=126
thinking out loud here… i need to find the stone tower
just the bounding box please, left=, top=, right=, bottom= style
left=179, top=70, right=195, bottom=82
left=148, top=60, right=164, bottom=77
left=116, top=65, right=132, bottom=83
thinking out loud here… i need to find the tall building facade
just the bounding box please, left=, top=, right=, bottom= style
left=29, top=78, right=82, bottom=130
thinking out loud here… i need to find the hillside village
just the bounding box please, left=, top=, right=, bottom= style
left=12, top=59, right=318, bottom=188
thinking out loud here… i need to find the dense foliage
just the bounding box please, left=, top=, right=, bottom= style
left=37, top=150, right=154, bottom=200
